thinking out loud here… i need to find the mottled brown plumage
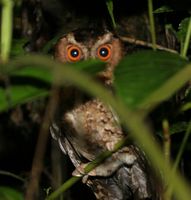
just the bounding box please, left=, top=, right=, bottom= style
left=51, top=30, right=161, bottom=200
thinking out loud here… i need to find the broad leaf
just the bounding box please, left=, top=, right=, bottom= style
left=114, top=50, right=188, bottom=109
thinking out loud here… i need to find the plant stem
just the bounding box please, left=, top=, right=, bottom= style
left=148, top=0, right=157, bottom=50
left=181, top=17, right=191, bottom=58
left=165, top=121, right=191, bottom=200
left=0, top=0, right=13, bottom=63
left=162, top=119, right=172, bottom=200
left=173, top=121, right=191, bottom=171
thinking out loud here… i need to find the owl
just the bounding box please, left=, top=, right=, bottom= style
left=51, top=30, right=161, bottom=200
left=54, top=29, right=123, bottom=85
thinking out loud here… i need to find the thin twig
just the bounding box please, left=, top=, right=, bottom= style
left=0, top=170, right=25, bottom=182
left=119, top=36, right=178, bottom=54
left=25, top=86, right=60, bottom=200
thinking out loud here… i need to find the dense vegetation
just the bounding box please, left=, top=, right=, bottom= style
left=0, top=0, right=191, bottom=200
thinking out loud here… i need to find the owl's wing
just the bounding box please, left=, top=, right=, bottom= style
left=79, top=145, right=158, bottom=200
left=83, top=144, right=161, bottom=199
left=87, top=176, right=133, bottom=200
left=50, top=122, right=82, bottom=167
left=124, top=145, right=162, bottom=200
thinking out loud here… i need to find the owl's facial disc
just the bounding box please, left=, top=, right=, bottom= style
left=54, top=33, right=88, bottom=62
left=54, top=31, right=123, bottom=67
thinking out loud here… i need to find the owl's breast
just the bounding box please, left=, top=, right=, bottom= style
left=61, top=99, right=124, bottom=161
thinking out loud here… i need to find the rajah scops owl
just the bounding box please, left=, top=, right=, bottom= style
left=50, top=29, right=161, bottom=200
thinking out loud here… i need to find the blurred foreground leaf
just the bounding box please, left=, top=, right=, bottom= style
left=0, top=186, right=23, bottom=200
left=0, top=58, right=104, bottom=112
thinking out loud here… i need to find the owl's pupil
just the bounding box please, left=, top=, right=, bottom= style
left=99, top=48, right=109, bottom=57
left=70, top=49, right=79, bottom=57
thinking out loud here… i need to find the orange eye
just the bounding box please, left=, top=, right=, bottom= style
left=97, top=44, right=112, bottom=61
left=67, top=45, right=82, bottom=62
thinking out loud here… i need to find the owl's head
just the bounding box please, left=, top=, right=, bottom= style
left=54, top=30, right=123, bottom=84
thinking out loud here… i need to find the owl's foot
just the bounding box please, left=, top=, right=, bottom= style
left=72, top=163, right=97, bottom=175
left=72, top=163, right=97, bottom=183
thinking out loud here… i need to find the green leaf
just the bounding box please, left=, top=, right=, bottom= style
left=11, top=39, right=27, bottom=57
left=0, top=85, right=49, bottom=111
left=3, top=58, right=104, bottom=76
left=0, top=63, right=52, bottom=111
left=69, top=59, right=105, bottom=74
left=105, top=0, right=116, bottom=28
left=154, top=6, right=174, bottom=13
left=0, top=57, right=105, bottom=112
left=157, top=121, right=189, bottom=137
left=177, top=17, right=190, bottom=42
left=114, top=50, right=188, bottom=109
left=0, top=186, right=23, bottom=200
left=8, top=65, right=53, bottom=83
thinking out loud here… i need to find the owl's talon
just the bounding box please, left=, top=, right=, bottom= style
left=72, top=163, right=98, bottom=178
left=82, top=175, right=89, bottom=183
left=72, top=170, right=83, bottom=177
left=72, top=163, right=88, bottom=177
left=72, top=165, right=90, bottom=184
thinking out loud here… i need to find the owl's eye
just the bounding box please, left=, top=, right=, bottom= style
left=97, top=44, right=112, bottom=61
left=67, top=45, right=82, bottom=62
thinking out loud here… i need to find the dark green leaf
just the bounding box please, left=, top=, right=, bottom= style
left=114, top=50, right=188, bottom=109
left=154, top=6, right=174, bottom=14
left=0, top=85, right=48, bottom=112
left=11, top=39, right=27, bottom=57
left=0, top=186, right=23, bottom=200
left=8, top=66, right=53, bottom=83
left=157, top=121, right=188, bottom=137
